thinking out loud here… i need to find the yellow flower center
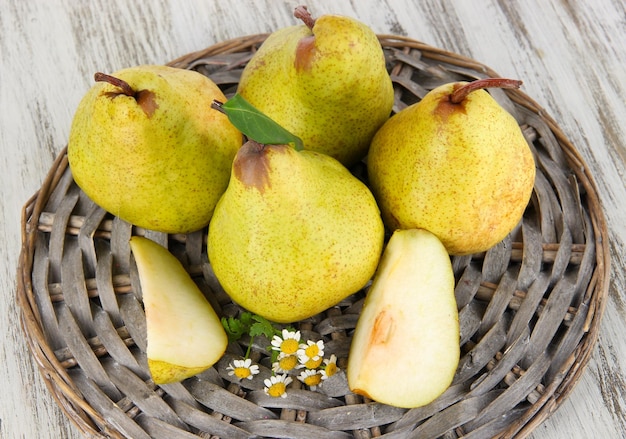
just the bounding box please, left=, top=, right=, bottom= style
left=304, top=373, right=323, bottom=387
left=281, top=339, right=299, bottom=355
left=325, top=362, right=337, bottom=377
left=233, top=367, right=251, bottom=379
left=303, top=356, right=323, bottom=369
left=279, top=355, right=298, bottom=371
left=305, top=344, right=320, bottom=358
left=267, top=382, right=287, bottom=398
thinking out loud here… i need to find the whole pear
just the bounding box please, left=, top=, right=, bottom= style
left=236, top=6, right=394, bottom=167
left=208, top=140, right=384, bottom=323
left=129, top=236, right=228, bottom=384
left=367, top=78, right=536, bottom=255
left=68, top=65, right=242, bottom=234
left=348, top=228, right=459, bottom=408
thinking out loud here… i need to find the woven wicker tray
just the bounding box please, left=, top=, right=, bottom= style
left=17, top=34, right=610, bottom=439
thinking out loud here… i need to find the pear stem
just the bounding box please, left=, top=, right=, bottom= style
left=94, top=72, right=135, bottom=97
left=294, top=5, right=316, bottom=29
left=449, top=78, right=523, bottom=104
left=211, top=99, right=226, bottom=114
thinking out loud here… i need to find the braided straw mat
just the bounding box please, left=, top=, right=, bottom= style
left=17, top=34, right=611, bottom=439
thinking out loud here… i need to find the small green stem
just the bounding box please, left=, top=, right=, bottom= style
left=245, top=336, right=254, bottom=359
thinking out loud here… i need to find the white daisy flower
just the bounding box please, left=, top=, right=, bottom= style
left=270, top=329, right=301, bottom=356
left=297, top=369, right=324, bottom=390
left=226, top=358, right=260, bottom=380
left=264, top=374, right=293, bottom=398
left=297, top=339, right=325, bottom=363
left=321, top=354, right=339, bottom=378
left=272, top=353, right=300, bottom=373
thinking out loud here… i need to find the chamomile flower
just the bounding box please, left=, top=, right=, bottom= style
left=321, top=354, right=339, bottom=378
left=297, top=369, right=325, bottom=390
left=272, top=353, right=299, bottom=373
left=297, top=339, right=325, bottom=364
left=271, top=329, right=301, bottom=356
left=226, top=358, right=260, bottom=381
left=299, top=354, right=323, bottom=370
left=264, top=374, right=293, bottom=398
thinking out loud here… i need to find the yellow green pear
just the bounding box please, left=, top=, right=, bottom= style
left=367, top=78, right=536, bottom=255
left=129, top=236, right=228, bottom=384
left=207, top=140, right=384, bottom=323
left=347, top=228, right=460, bottom=408
left=68, top=65, right=242, bottom=234
left=236, top=6, right=394, bottom=167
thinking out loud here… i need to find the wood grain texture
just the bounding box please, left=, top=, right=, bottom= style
left=1, top=0, right=624, bottom=438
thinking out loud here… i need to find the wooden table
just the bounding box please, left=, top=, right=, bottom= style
left=2, top=1, right=624, bottom=438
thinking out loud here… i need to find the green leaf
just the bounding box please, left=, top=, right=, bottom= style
left=249, top=314, right=279, bottom=339
left=221, top=312, right=281, bottom=344
left=221, top=316, right=246, bottom=342
left=239, top=311, right=254, bottom=328
left=213, top=94, right=304, bottom=151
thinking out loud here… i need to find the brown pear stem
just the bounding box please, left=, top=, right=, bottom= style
left=294, top=5, right=316, bottom=29
left=94, top=72, right=134, bottom=97
left=450, top=78, right=523, bottom=104
left=211, top=99, right=226, bottom=114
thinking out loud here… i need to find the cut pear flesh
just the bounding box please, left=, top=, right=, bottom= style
left=347, top=228, right=460, bottom=408
left=129, top=236, right=228, bottom=384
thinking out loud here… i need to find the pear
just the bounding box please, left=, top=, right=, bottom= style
left=129, top=236, right=228, bottom=384
left=236, top=6, right=394, bottom=167
left=367, top=78, right=536, bottom=255
left=68, top=65, right=242, bottom=234
left=207, top=140, right=384, bottom=323
left=347, top=228, right=460, bottom=408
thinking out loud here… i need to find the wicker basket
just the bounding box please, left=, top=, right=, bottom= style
left=17, top=34, right=610, bottom=439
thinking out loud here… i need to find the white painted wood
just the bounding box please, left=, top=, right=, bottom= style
left=1, top=0, right=624, bottom=438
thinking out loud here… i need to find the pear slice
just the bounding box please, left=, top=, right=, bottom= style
left=129, top=236, right=228, bottom=384
left=347, top=229, right=460, bottom=408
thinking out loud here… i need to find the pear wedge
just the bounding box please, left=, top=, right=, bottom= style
left=347, top=229, right=460, bottom=408
left=129, top=236, right=228, bottom=384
